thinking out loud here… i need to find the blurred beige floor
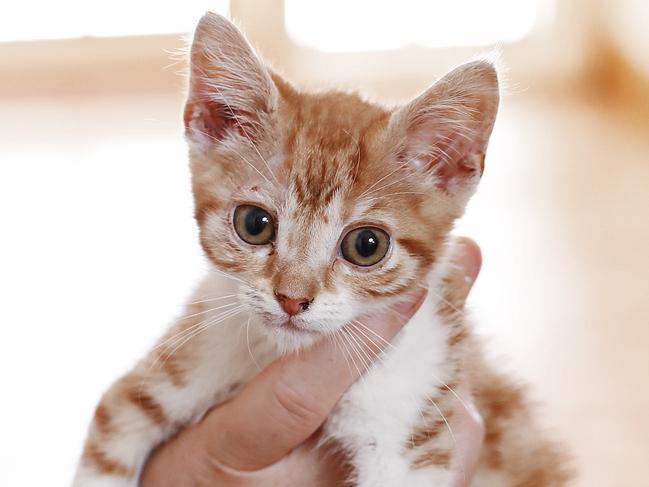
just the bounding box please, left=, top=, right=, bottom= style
left=0, top=90, right=647, bottom=486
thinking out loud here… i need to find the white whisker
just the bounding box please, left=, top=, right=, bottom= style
left=345, top=326, right=374, bottom=370
left=414, top=282, right=467, bottom=321
left=332, top=329, right=355, bottom=381
left=245, top=316, right=262, bottom=371
left=139, top=306, right=244, bottom=393
left=156, top=307, right=243, bottom=359
left=210, top=267, right=247, bottom=286
left=153, top=303, right=240, bottom=352
left=191, top=122, right=274, bottom=187
left=353, top=320, right=396, bottom=351
left=359, top=158, right=414, bottom=197
left=211, top=84, right=279, bottom=187
left=176, top=301, right=240, bottom=323
left=187, top=293, right=238, bottom=305
left=363, top=171, right=419, bottom=198
left=157, top=306, right=243, bottom=370
left=428, top=395, right=465, bottom=483
left=339, top=327, right=364, bottom=379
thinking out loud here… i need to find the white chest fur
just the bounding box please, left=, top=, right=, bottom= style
left=323, top=289, right=456, bottom=486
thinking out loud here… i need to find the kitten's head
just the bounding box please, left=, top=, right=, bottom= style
left=184, top=14, right=498, bottom=350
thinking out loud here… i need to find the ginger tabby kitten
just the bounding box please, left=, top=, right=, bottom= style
left=73, top=13, right=570, bottom=487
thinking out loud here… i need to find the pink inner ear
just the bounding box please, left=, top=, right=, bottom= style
left=395, top=61, right=498, bottom=195
left=408, top=123, right=486, bottom=192
left=432, top=151, right=485, bottom=191
left=184, top=99, right=227, bottom=141
left=184, top=97, right=251, bottom=143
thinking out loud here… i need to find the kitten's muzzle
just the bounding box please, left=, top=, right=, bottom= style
left=274, top=292, right=314, bottom=316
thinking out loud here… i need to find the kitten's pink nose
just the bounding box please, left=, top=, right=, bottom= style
left=275, top=292, right=313, bottom=316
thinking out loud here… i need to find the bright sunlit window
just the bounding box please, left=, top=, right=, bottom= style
left=0, top=0, right=229, bottom=41
left=285, top=0, right=551, bottom=52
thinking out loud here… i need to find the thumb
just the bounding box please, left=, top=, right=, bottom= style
left=197, top=289, right=427, bottom=472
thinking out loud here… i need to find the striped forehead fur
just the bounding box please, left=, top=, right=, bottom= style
left=185, top=14, right=498, bottom=347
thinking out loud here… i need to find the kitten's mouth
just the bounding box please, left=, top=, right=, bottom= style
left=256, top=310, right=320, bottom=335
left=279, top=318, right=317, bottom=334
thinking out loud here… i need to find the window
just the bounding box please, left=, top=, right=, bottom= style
left=285, top=0, right=551, bottom=52
left=0, top=0, right=229, bottom=41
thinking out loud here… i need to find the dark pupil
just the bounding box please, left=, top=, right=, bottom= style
left=355, top=230, right=378, bottom=258
left=245, top=208, right=269, bottom=236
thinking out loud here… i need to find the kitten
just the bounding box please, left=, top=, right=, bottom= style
left=73, top=13, right=570, bottom=487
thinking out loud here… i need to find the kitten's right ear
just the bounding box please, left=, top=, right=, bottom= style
left=389, top=61, right=499, bottom=206
left=184, top=13, right=278, bottom=147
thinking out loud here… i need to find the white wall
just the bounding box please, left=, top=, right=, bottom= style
left=600, top=0, right=649, bottom=78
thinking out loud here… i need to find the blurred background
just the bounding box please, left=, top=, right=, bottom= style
left=0, top=0, right=647, bottom=485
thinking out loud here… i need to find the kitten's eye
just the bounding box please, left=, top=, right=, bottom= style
left=341, top=227, right=390, bottom=267
left=233, top=205, right=275, bottom=245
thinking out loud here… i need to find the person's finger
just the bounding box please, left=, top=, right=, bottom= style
left=453, top=237, right=482, bottom=286
left=451, top=390, right=485, bottom=486
left=198, top=289, right=427, bottom=472
left=444, top=237, right=482, bottom=308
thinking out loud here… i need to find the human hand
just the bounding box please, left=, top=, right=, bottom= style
left=139, top=238, right=483, bottom=487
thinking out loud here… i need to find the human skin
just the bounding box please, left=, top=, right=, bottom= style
left=140, top=238, right=483, bottom=487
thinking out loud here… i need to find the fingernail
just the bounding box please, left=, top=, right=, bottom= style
left=454, top=238, right=481, bottom=285
left=464, top=272, right=475, bottom=287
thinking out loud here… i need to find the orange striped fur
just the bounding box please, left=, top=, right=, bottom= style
left=74, top=13, right=570, bottom=487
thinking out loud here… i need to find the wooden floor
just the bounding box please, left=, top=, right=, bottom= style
left=0, top=91, right=647, bottom=486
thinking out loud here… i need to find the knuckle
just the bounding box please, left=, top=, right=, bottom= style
left=270, top=378, right=327, bottom=431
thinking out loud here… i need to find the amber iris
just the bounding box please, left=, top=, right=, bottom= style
left=341, top=227, right=390, bottom=266
left=233, top=205, right=275, bottom=245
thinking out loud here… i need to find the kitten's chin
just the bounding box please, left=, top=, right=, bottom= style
left=258, top=315, right=324, bottom=352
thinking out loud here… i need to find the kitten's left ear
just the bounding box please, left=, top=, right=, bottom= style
left=390, top=61, right=499, bottom=203
left=184, top=13, right=278, bottom=147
